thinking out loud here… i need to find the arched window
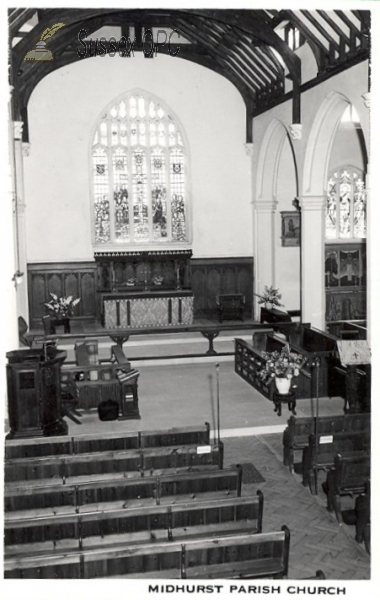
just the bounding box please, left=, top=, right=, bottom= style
left=92, top=92, right=188, bottom=246
left=325, top=166, right=366, bottom=240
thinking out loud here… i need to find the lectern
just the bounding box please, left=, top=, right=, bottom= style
left=6, top=347, right=68, bottom=439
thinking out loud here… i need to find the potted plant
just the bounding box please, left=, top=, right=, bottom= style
left=258, top=343, right=306, bottom=394
left=152, top=275, right=164, bottom=286
left=254, top=285, right=283, bottom=310
left=44, top=293, right=80, bottom=333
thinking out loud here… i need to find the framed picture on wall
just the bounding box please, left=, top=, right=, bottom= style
left=281, top=211, right=300, bottom=247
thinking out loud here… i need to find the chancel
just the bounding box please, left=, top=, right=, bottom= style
left=3, top=5, right=376, bottom=583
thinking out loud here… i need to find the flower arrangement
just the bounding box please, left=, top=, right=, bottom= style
left=258, top=343, right=306, bottom=384
left=153, top=275, right=164, bottom=285
left=254, top=285, right=283, bottom=307
left=44, top=293, right=80, bottom=316
left=126, top=277, right=137, bottom=286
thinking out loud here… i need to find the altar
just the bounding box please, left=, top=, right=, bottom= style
left=103, top=290, right=194, bottom=329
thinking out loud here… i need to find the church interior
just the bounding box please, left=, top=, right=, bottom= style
left=3, top=6, right=378, bottom=585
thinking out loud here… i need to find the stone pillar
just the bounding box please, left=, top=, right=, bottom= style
left=245, top=142, right=255, bottom=318
left=362, top=93, right=371, bottom=347
left=3, top=91, right=19, bottom=421
left=365, top=163, right=371, bottom=347
left=12, top=121, right=29, bottom=324
left=299, top=195, right=325, bottom=329
left=253, top=199, right=278, bottom=320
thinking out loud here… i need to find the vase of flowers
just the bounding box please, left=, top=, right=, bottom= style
left=258, top=343, right=306, bottom=394
left=254, top=285, right=284, bottom=309
left=153, top=275, right=164, bottom=286
left=44, top=293, right=80, bottom=333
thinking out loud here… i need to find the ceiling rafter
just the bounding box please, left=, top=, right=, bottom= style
left=197, top=17, right=276, bottom=89
left=176, top=16, right=259, bottom=98
left=8, top=8, right=37, bottom=37
left=318, top=11, right=351, bottom=47
left=335, top=10, right=362, bottom=37
left=10, top=8, right=369, bottom=141
left=300, top=10, right=341, bottom=52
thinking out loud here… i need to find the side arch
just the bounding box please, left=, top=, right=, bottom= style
left=302, top=91, right=351, bottom=196
left=256, top=119, right=297, bottom=202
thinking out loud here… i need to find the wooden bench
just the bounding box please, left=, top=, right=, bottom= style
left=5, top=493, right=263, bottom=557
left=302, top=431, right=370, bottom=494
left=4, top=526, right=289, bottom=579
left=283, top=413, right=370, bottom=473
left=5, top=467, right=242, bottom=514
left=5, top=423, right=212, bottom=460
left=5, top=443, right=224, bottom=484
left=331, top=364, right=371, bottom=414
left=325, top=453, right=370, bottom=523
left=355, top=480, right=370, bottom=554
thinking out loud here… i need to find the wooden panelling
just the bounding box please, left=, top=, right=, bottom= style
left=190, top=257, right=253, bottom=319
left=28, top=262, right=97, bottom=328
left=28, top=257, right=254, bottom=326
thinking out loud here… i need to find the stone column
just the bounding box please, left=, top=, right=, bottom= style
left=299, top=195, right=325, bottom=329
left=12, top=121, right=29, bottom=324
left=362, top=92, right=371, bottom=347
left=253, top=199, right=278, bottom=320
left=3, top=92, right=19, bottom=420
left=245, top=142, right=255, bottom=318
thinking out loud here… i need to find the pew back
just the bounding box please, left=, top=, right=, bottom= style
left=4, top=526, right=289, bottom=580
left=5, top=493, right=263, bottom=552
left=5, top=443, right=223, bottom=484
left=5, top=423, right=212, bottom=460
left=5, top=467, right=242, bottom=514
left=283, top=413, right=370, bottom=472
left=332, top=453, right=371, bottom=494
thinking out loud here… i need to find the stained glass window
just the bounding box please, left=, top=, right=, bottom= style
left=92, top=93, right=188, bottom=245
left=325, top=167, right=366, bottom=240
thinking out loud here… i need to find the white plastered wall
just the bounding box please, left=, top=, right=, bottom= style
left=24, top=52, right=253, bottom=262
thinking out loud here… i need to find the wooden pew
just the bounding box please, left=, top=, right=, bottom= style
left=325, top=454, right=370, bottom=523
left=283, top=413, right=370, bottom=473
left=5, top=467, right=242, bottom=515
left=5, top=443, right=223, bottom=484
left=5, top=423, right=212, bottom=460
left=355, top=480, right=370, bottom=554
left=5, top=493, right=263, bottom=557
left=302, top=432, right=370, bottom=494
left=4, top=526, right=290, bottom=579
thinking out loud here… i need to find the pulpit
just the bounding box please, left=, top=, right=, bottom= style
left=6, top=347, right=68, bottom=439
